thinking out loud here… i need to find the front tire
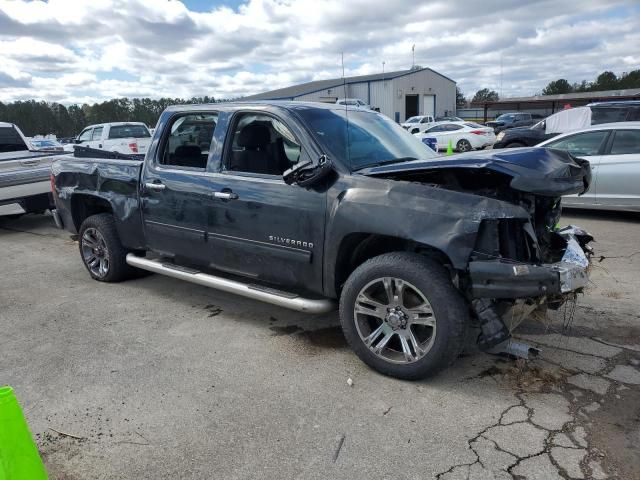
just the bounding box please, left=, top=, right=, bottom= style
left=78, top=213, right=139, bottom=282
left=339, top=252, right=468, bottom=380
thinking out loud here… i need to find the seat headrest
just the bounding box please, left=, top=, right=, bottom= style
left=237, top=124, right=270, bottom=149
left=175, top=145, right=201, bottom=157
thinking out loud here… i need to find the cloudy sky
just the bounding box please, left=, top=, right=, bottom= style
left=0, top=0, right=638, bottom=105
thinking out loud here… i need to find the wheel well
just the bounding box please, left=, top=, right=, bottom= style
left=70, top=194, right=113, bottom=231
left=333, top=233, right=451, bottom=296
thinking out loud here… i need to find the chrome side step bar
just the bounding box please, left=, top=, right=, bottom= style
left=125, top=254, right=337, bottom=314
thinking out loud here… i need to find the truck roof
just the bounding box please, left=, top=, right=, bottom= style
left=163, top=100, right=379, bottom=114
left=85, top=121, right=149, bottom=128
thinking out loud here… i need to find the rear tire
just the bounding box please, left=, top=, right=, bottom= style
left=456, top=139, right=472, bottom=152
left=339, top=252, right=468, bottom=380
left=78, top=213, right=140, bottom=282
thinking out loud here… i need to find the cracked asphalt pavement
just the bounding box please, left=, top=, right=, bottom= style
left=1, top=210, right=639, bottom=479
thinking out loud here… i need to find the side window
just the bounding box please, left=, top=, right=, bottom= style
left=91, top=127, right=103, bottom=141
left=426, top=125, right=444, bottom=133
left=420, top=117, right=430, bottom=123
left=591, top=107, right=627, bottom=125
left=226, top=113, right=301, bottom=176
left=445, top=124, right=463, bottom=131
left=160, top=113, right=218, bottom=169
left=546, top=131, right=609, bottom=156
left=77, top=128, right=92, bottom=143
left=609, top=130, right=640, bottom=155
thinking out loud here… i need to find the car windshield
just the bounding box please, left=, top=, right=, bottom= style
left=496, top=114, right=515, bottom=121
left=405, top=116, right=421, bottom=123
left=296, top=107, right=437, bottom=170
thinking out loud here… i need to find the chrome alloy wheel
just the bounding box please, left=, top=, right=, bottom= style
left=81, top=227, right=110, bottom=278
left=353, top=277, right=437, bottom=364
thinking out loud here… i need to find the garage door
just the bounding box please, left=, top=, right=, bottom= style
left=423, top=95, right=435, bottom=117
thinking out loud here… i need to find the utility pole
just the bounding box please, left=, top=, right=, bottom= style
left=411, top=44, right=415, bottom=69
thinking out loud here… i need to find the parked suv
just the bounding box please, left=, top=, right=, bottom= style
left=71, top=122, right=152, bottom=156
left=494, top=101, right=640, bottom=149
left=486, top=113, right=536, bottom=134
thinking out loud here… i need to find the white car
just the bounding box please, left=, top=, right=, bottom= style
left=401, top=115, right=435, bottom=134
left=72, top=122, right=152, bottom=155
left=415, top=121, right=496, bottom=152
left=537, top=122, right=640, bottom=212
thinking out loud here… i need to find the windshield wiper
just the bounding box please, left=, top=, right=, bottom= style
left=355, top=157, right=418, bottom=170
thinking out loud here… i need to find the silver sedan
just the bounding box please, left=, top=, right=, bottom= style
left=537, top=122, right=640, bottom=212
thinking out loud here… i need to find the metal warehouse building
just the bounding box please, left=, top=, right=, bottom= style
left=243, top=67, right=457, bottom=122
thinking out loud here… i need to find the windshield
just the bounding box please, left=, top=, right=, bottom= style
left=296, top=108, right=437, bottom=170
left=496, top=114, right=515, bottom=122
left=405, top=116, right=421, bottom=123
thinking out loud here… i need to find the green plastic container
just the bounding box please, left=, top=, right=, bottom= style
left=0, top=386, right=47, bottom=480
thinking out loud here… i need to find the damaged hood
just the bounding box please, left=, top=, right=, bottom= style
left=359, top=147, right=591, bottom=196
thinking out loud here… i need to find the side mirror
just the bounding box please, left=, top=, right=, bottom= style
left=283, top=155, right=333, bottom=187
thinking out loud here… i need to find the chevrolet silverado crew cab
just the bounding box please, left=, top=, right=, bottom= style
left=70, top=122, right=152, bottom=156
left=51, top=102, right=593, bottom=379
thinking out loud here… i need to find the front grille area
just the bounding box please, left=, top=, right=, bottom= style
left=472, top=219, right=537, bottom=263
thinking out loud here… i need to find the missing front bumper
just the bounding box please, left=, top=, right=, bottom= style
left=469, top=227, right=591, bottom=299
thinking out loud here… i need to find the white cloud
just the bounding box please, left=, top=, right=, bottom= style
left=0, top=0, right=638, bottom=104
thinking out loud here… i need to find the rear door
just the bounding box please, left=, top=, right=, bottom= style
left=542, top=130, right=610, bottom=207
left=87, top=126, right=104, bottom=149
left=140, top=112, right=219, bottom=263
left=594, top=129, right=640, bottom=209
left=202, top=110, right=326, bottom=292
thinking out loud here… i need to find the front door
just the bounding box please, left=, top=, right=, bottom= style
left=405, top=95, right=419, bottom=120
left=543, top=129, right=610, bottom=208
left=203, top=111, right=325, bottom=292
left=595, top=129, right=640, bottom=209
left=140, top=112, right=218, bottom=263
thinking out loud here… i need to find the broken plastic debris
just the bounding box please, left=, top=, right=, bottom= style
left=346, top=378, right=354, bottom=387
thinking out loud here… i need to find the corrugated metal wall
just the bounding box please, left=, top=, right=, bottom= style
left=391, top=70, right=456, bottom=121
left=290, top=69, right=456, bottom=122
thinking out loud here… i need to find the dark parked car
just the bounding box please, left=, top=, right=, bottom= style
left=486, top=113, right=536, bottom=133
left=494, top=101, right=640, bottom=149
left=51, top=102, right=593, bottom=380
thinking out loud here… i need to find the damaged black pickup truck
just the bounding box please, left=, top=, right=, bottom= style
left=51, top=102, right=593, bottom=379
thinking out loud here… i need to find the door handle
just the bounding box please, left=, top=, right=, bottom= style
left=20, top=160, right=40, bottom=166
left=144, top=182, right=166, bottom=191
left=213, top=191, right=238, bottom=200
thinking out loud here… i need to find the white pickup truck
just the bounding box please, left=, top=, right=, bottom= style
left=70, top=122, right=152, bottom=156
left=0, top=122, right=66, bottom=217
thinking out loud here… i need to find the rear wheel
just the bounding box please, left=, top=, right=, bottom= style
left=78, top=213, right=140, bottom=282
left=339, top=252, right=468, bottom=380
left=456, top=139, right=472, bottom=152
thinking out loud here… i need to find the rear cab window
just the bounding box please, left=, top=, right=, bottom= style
left=91, top=127, right=103, bottom=141
left=0, top=125, right=28, bottom=153
left=159, top=113, right=218, bottom=169
left=109, top=124, right=151, bottom=139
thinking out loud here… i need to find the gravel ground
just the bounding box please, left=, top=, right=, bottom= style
left=1, top=209, right=639, bottom=480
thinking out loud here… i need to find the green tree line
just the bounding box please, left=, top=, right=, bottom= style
left=541, top=70, right=640, bottom=95
left=0, top=96, right=222, bottom=137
